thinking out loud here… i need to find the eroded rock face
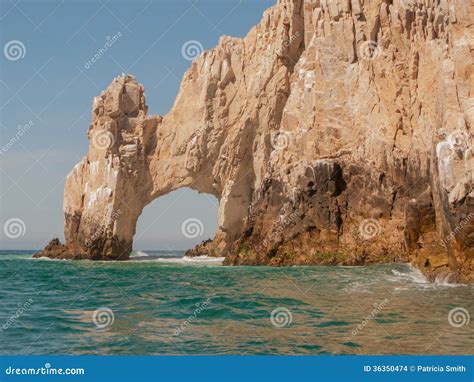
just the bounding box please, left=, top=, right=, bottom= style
left=35, top=0, right=473, bottom=283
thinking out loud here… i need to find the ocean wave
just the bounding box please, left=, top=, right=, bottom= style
left=31, top=256, right=66, bottom=261
left=388, top=265, right=464, bottom=288
left=156, top=256, right=225, bottom=265
left=29, top=252, right=224, bottom=265
left=184, top=255, right=225, bottom=263
left=130, top=250, right=149, bottom=258
left=390, top=266, right=429, bottom=284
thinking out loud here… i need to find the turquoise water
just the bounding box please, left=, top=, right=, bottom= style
left=0, top=250, right=472, bottom=355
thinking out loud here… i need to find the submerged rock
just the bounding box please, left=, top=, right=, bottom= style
left=36, top=0, right=473, bottom=283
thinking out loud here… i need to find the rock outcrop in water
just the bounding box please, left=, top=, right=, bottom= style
left=35, top=0, right=473, bottom=283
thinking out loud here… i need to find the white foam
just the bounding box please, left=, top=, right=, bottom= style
left=433, top=272, right=464, bottom=287
left=154, top=256, right=225, bottom=265
left=183, top=255, right=225, bottom=263
left=388, top=265, right=465, bottom=289
left=390, top=266, right=429, bottom=284
left=32, top=256, right=66, bottom=261
left=130, top=250, right=149, bottom=258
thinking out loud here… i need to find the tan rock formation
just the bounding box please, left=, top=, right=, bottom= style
left=35, top=0, right=473, bottom=283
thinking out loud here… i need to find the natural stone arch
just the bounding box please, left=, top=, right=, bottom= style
left=36, top=0, right=473, bottom=284
left=60, top=73, right=260, bottom=260
left=38, top=1, right=306, bottom=261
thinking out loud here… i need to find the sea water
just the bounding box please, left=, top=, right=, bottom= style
left=0, top=250, right=472, bottom=355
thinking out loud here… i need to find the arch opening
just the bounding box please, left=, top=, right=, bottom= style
left=133, top=187, right=219, bottom=253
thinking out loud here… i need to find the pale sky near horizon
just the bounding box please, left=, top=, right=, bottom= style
left=0, top=0, right=276, bottom=250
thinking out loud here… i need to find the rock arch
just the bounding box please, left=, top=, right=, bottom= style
left=40, top=0, right=306, bottom=261
left=61, top=73, right=259, bottom=260
left=36, top=0, right=473, bottom=283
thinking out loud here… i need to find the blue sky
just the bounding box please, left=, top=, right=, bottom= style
left=0, top=0, right=275, bottom=250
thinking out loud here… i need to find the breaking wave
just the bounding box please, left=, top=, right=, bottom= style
left=388, top=265, right=463, bottom=289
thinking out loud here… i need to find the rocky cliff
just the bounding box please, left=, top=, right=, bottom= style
left=35, top=0, right=473, bottom=283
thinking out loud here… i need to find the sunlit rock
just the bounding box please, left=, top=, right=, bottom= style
left=35, top=0, right=473, bottom=283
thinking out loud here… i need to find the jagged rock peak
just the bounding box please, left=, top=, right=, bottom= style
left=92, top=74, right=148, bottom=120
